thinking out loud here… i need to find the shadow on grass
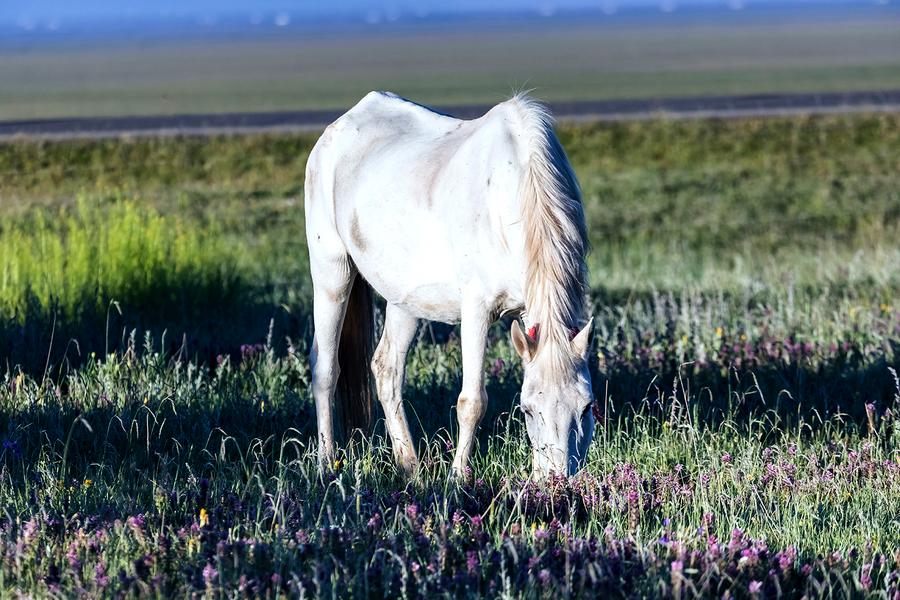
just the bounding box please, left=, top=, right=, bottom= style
left=0, top=280, right=311, bottom=377
left=398, top=324, right=899, bottom=458
left=1, top=351, right=897, bottom=487
left=592, top=350, right=899, bottom=434
left=0, top=294, right=897, bottom=481
left=0, top=347, right=897, bottom=489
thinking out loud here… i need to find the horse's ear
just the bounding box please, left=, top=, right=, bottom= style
left=571, top=317, right=593, bottom=361
left=510, top=320, right=536, bottom=363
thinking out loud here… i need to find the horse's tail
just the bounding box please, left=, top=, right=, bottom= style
left=336, top=274, right=375, bottom=440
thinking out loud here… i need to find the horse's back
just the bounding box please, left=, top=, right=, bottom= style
left=334, top=91, right=460, bottom=138
left=305, top=92, right=529, bottom=322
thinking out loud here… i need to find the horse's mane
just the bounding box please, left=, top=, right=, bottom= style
left=512, top=94, right=589, bottom=368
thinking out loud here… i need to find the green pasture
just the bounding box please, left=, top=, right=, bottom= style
left=0, top=113, right=898, bottom=596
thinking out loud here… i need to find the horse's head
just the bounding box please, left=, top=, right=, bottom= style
left=510, top=318, right=595, bottom=479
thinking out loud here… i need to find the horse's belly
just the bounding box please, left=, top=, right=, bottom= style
left=350, top=227, right=465, bottom=324
left=360, top=266, right=463, bottom=324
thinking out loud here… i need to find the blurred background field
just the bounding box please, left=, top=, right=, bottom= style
left=1, top=3, right=899, bottom=120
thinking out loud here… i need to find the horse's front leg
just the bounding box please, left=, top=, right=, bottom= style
left=451, top=297, right=490, bottom=478
left=372, top=304, right=420, bottom=476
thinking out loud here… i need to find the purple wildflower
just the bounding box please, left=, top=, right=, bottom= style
left=452, top=511, right=465, bottom=529
left=240, top=343, right=265, bottom=360
left=405, top=503, right=419, bottom=521
left=95, top=562, right=110, bottom=588
left=203, top=563, right=218, bottom=586
left=466, top=551, right=479, bottom=574
left=860, top=564, right=873, bottom=590
left=126, top=514, right=146, bottom=533
left=491, top=357, right=505, bottom=378
left=66, top=542, right=81, bottom=570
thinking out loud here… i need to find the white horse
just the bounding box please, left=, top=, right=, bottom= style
left=305, top=91, right=594, bottom=478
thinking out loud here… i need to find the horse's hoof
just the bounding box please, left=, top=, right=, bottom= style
left=448, top=464, right=473, bottom=484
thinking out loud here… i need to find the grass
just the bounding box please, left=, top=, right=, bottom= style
left=0, top=197, right=238, bottom=321
left=0, top=112, right=898, bottom=596
left=1, top=344, right=898, bottom=596
left=0, top=196, right=254, bottom=369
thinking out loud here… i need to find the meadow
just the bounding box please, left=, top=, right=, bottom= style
left=0, top=112, right=899, bottom=597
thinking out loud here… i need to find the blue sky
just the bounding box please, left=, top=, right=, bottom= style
left=1, top=0, right=873, bottom=26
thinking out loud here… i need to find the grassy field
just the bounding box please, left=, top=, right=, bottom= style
left=2, top=12, right=900, bottom=120
left=0, top=112, right=899, bottom=596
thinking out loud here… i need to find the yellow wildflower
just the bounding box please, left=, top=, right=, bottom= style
left=715, top=327, right=723, bottom=338
left=199, top=507, right=209, bottom=527
left=333, top=459, right=343, bottom=471
left=83, top=479, right=93, bottom=488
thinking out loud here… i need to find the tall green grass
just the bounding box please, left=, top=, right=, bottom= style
left=0, top=197, right=253, bottom=370
left=0, top=196, right=238, bottom=322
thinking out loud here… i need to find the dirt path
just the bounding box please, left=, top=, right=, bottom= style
left=2, top=89, right=899, bottom=140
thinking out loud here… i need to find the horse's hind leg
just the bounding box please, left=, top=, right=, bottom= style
left=309, top=255, right=355, bottom=468
left=372, top=304, right=419, bottom=475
